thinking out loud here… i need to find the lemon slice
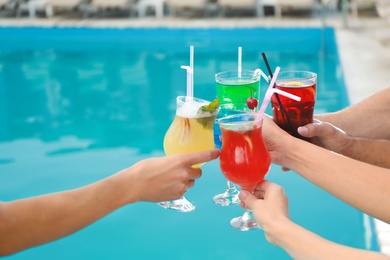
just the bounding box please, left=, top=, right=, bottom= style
left=284, top=81, right=304, bottom=87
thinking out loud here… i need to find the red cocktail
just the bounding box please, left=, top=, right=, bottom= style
left=271, top=71, right=317, bottom=139
left=218, top=113, right=271, bottom=231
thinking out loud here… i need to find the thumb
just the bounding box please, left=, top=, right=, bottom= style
left=297, top=122, right=327, bottom=138
left=238, top=190, right=258, bottom=210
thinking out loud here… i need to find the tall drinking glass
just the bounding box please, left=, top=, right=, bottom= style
left=218, top=113, right=271, bottom=230
left=271, top=71, right=317, bottom=140
left=213, top=70, right=260, bottom=206
left=159, top=96, right=219, bottom=212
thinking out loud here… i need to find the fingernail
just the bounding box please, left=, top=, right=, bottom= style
left=239, top=190, right=249, bottom=199
left=298, top=126, right=308, bottom=134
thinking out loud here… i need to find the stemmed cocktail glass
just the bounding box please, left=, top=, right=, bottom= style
left=159, top=95, right=220, bottom=212
left=212, top=69, right=263, bottom=206
left=218, top=112, right=271, bottom=230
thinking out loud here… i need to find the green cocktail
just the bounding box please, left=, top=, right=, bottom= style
left=215, top=70, right=261, bottom=111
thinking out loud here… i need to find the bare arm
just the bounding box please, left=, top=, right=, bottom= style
left=316, top=87, right=390, bottom=140
left=0, top=149, right=220, bottom=256
left=298, top=120, right=390, bottom=168
left=239, top=182, right=389, bottom=260
left=263, top=116, right=390, bottom=223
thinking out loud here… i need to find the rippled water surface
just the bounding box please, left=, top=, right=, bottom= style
left=0, top=27, right=375, bottom=259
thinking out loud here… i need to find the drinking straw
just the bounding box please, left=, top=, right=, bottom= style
left=272, top=88, right=301, bottom=102
left=189, top=45, right=194, bottom=98
left=238, top=46, right=242, bottom=78
left=181, top=46, right=194, bottom=102
left=261, top=52, right=273, bottom=81
left=181, top=65, right=192, bottom=101
left=258, top=67, right=281, bottom=117
left=254, top=68, right=269, bottom=83
left=261, top=52, right=295, bottom=135
left=258, top=66, right=301, bottom=119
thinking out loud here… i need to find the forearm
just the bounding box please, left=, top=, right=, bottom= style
left=284, top=138, right=390, bottom=223
left=348, top=138, right=390, bottom=168
left=0, top=171, right=136, bottom=256
left=316, top=87, right=390, bottom=140
left=270, top=219, right=388, bottom=260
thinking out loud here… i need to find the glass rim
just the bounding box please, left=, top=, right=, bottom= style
left=217, top=112, right=263, bottom=128
left=176, top=95, right=210, bottom=104
left=277, top=70, right=317, bottom=80
left=176, top=96, right=220, bottom=117
left=215, top=70, right=260, bottom=83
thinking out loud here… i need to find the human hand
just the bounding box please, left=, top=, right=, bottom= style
left=297, top=119, right=353, bottom=155
left=125, top=149, right=220, bottom=203
left=239, top=181, right=290, bottom=246
left=262, top=115, right=295, bottom=167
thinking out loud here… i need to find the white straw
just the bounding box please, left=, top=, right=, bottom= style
left=190, top=45, right=194, bottom=98
left=238, top=46, right=242, bottom=78
left=272, top=88, right=301, bottom=101
left=258, top=67, right=280, bottom=118
left=254, top=68, right=269, bottom=83
left=181, top=65, right=192, bottom=102
left=258, top=66, right=301, bottom=119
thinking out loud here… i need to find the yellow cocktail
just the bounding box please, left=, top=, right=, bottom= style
left=159, top=95, right=219, bottom=212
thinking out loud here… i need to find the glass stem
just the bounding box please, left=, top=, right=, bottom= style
left=242, top=207, right=253, bottom=221
left=226, top=181, right=235, bottom=190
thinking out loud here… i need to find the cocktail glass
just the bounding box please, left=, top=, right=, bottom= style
left=212, top=70, right=261, bottom=206
left=218, top=113, right=271, bottom=230
left=159, top=95, right=219, bottom=212
left=271, top=70, right=317, bottom=140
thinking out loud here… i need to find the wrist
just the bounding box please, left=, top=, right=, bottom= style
left=263, top=216, right=294, bottom=247
left=109, top=167, right=141, bottom=207
left=281, top=137, right=306, bottom=170
left=337, top=134, right=356, bottom=158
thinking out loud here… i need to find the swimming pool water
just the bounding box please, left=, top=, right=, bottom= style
left=0, top=27, right=377, bottom=259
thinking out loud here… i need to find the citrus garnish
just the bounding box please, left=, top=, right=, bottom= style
left=196, top=97, right=220, bottom=129
left=284, top=81, right=304, bottom=87
left=197, top=96, right=220, bottom=114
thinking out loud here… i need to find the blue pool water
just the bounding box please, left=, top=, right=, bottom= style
left=0, top=27, right=378, bottom=259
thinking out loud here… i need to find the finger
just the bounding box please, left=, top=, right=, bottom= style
left=297, top=122, right=331, bottom=138
left=282, top=166, right=291, bottom=171
left=313, top=118, right=322, bottom=124
left=253, top=189, right=266, bottom=199
left=238, top=190, right=259, bottom=210
left=187, top=179, right=195, bottom=188
left=180, top=149, right=220, bottom=166
left=252, top=180, right=281, bottom=198
left=260, top=181, right=285, bottom=198
left=256, top=180, right=274, bottom=191
left=188, top=168, right=202, bottom=180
